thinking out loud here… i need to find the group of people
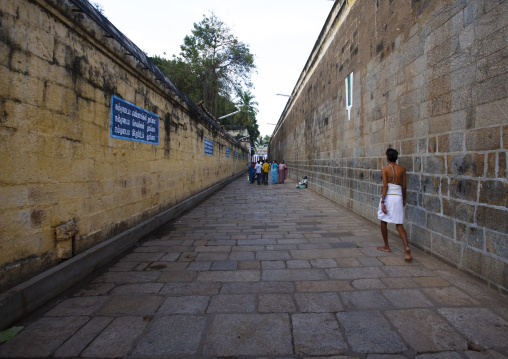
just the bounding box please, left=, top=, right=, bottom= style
left=248, top=160, right=288, bottom=185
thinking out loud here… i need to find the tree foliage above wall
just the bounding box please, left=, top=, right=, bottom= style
left=151, top=12, right=259, bottom=142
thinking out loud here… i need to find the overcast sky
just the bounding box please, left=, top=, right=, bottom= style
left=97, top=0, right=334, bottom=137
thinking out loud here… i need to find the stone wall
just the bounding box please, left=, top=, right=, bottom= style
left=0, top=0, right=247, bottom=291
left=270, top=0, right=507, bottom=291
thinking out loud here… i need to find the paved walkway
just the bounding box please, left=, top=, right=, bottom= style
left=1, top=175, right=507, bottom=358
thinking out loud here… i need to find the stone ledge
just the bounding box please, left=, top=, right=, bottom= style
left=0, top=170, right=246, bottom=331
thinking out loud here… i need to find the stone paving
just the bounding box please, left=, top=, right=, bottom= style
left=1, top=175, right=508, bottom=358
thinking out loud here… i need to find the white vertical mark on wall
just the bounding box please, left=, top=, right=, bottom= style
left=345, top=72, right=353, bottom=121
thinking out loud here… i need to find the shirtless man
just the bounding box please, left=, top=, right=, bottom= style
left=377, top=148, right=412, bottom=261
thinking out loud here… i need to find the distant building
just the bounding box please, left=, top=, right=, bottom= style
left=225, top=125, right=251, bottom=160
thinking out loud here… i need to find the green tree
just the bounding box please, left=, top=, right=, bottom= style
left=233, top=89, right=260, bottom=142
left=255, top=135, right=271, bottom=148
left=151, top=55, right=202, bottom=103
left=178, top=12, right=256, bottom=116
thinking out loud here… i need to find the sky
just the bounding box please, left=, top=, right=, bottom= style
left=97, top=0, right=335, bottom=137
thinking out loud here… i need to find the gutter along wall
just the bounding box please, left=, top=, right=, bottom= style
left=269, top=0, right=508, bottom=291
left=0, top=0, right=248, bottom=292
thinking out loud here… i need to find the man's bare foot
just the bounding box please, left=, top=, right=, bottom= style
left=404, top=248, right=412, bottom=262
left=377, top=246, right=391, bottom=252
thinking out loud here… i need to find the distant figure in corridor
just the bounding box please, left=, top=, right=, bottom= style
left=296, top=176, right=308, bottom=189
left=271, top=160, right=279, bottom=184
left=255, top=160, right=263, bottom=185
left=377, top=148, right=412, bottom=262
left=262, top=160, right=270, bottom=185
left=278, top=160, right=288, bottom=184
left=248, top=162, right=256, bottom=184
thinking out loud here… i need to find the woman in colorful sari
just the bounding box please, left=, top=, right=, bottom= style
left=248, top=162, right=256, bottom=183
left=271, top=160, right=279, bottom=184
left=278, top=160, right=288, bottom=184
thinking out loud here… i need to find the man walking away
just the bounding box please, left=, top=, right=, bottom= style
left=262, top=160, right=270, bottom=185
left=255, top=161, right=263, bottom=185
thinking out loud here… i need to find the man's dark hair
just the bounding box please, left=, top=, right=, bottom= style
left=386, top=148, right=398, bottom=162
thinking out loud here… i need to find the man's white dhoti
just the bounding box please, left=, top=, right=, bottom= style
left=378, top=183, right=404, bottom=224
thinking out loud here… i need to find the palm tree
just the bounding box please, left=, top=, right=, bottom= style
left=235, top=90, right=258, bottom=127
left=233, top=89, right=259, bottom=142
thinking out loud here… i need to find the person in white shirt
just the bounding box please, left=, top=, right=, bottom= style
left=254, top=161, right=263, bottom=185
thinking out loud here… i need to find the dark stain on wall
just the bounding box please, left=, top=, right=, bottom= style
left=164, top=113, right=171, bottom=157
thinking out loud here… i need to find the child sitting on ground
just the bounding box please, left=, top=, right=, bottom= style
left=296, top=176, right=308, bottom=189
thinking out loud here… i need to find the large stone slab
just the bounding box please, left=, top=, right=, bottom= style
left=296, top=280, right=354, bottom=292
left=292, top=313, right=347, bottom=355
left=263, top=269, right=328, bottom=281
left=0, top=316, right=89, bottom=358
left=202, top=313, right=293, bottom=356
left=258, top=294, right=297, bottom=313
left=326, top=267, right=385, bottom=280
left=337, top=311, right=407, bottom=353
left=385, top=309, right=466, bottom=352
left=206, top=294, right=256, bottom=313
left=341, top=291, right=392, bottom=309
left=160, top=282, right=221, bottom=296
left=98, top=295, right=164, bottom=315
left=291, top=248, right=363, bottom=260
left=110, top=283, right=164, bottom=295
left=44, top=296, right=109, bottom=316
left=423, top=287, right=480, bottom=306
left=295, top=292, right=344, bottom=312
left=133, top=315, right=207, bottom=356
left=54, top=316, right=113, bottom=358
left=438, top=308, right=508, bottom=348
left=157, top=296, right=210, bottom=314
left=82, top=316, right=149, bottom=358
left=382, top=289, right=434, bottom=308
left=197, top=270, right=260, bottom=282
left=220, top=281, right=295, bottom=294
left=94, top=271, right=161, bottom=283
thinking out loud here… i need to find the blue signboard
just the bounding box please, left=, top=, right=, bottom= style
left=204, top=138, right=214, bottom=155
left=110, top=96, right=159, bottom=145
left=226, top=147, right=230, bottom=158
left=235, top=152, right=238, bottom=159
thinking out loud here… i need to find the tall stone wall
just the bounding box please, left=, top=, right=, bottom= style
left=270, top=0, right=507, bottom=291
left=0, top=0, right=247, bottom=291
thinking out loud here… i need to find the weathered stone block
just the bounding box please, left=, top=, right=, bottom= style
left=451, top=86, right=472, bottom=112
left=486, top=152, right=496, bottom=178
left=431, top=93, right=452, bottom=117
left=499, top=151, right=506, bottom=178
left=423, top=155, right=445, bottom=174
left=479, top=180, right=508, bottom=207
left=466, top=127, right=501, bottom=152
left=385, top=309, right=466, bottom=352
left=428, top=214, right=455, bottom=239
left=421, top=175, right=440, bottom=194
left=476, top=205, right=508, bottom=233
left=442, top=199, right=475, bottom=223
left=410, top=224, right=431, bottom=249
left=449, top=178, right=478, bottom=201
left=448, top=153, right=485, bottom=176
left=486, top=230, right=508, bottom=260
left=472, top=72, right=508, bottom=106
left=432, top=232, right=463, bottom=263
left=428, top=137, right=437, bottom=153
left=461, top=247, right=483, bottom=274
left=456, top=222, right=467, bottom=243
left=466, top=226, right=485, bottom=250
left=423, top=195, right=441, bottom=213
